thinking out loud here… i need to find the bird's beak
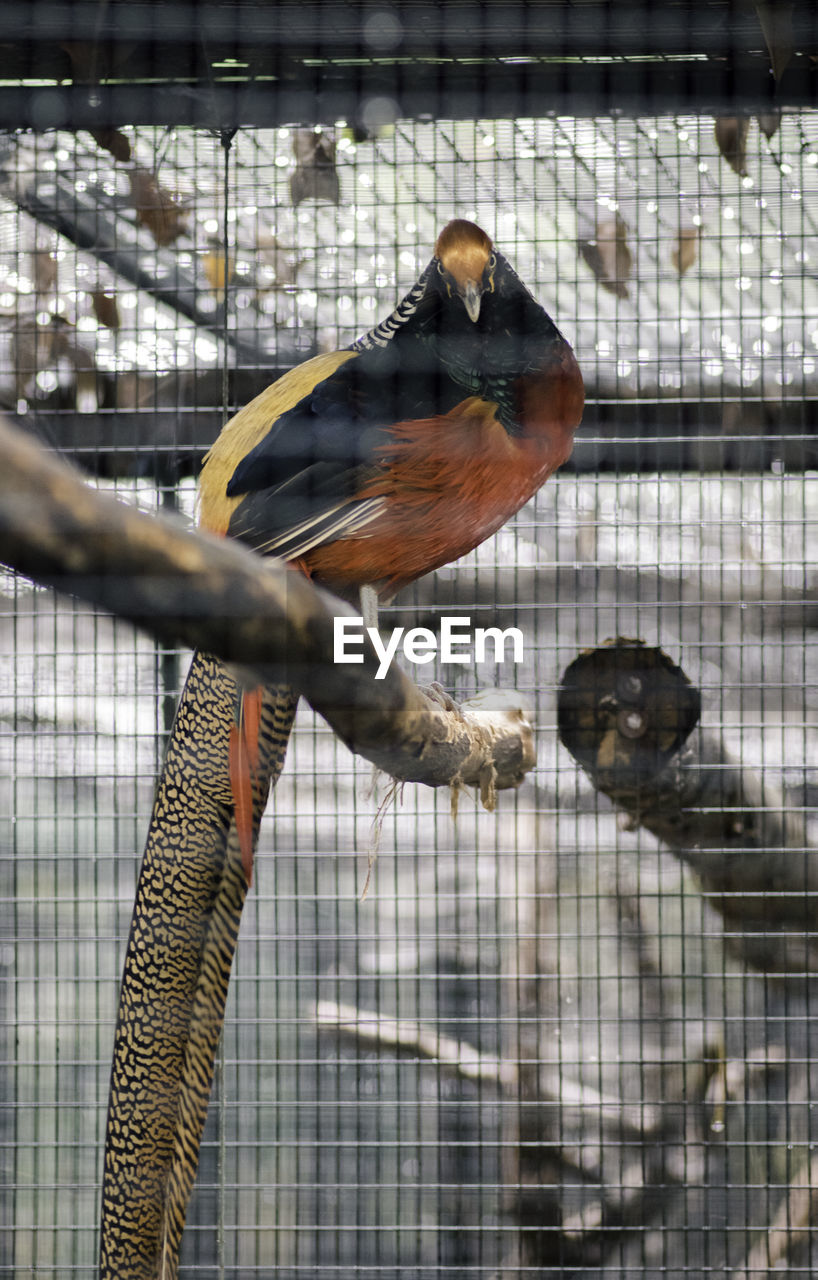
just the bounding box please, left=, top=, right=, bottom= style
left=462, top=281, right=482, bottom=323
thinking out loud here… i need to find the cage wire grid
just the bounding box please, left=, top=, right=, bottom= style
left=0, top=83, right=817, bottom=1280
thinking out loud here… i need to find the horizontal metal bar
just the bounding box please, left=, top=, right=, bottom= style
left=2, top=1, right=817, bottom=59
left=2, top=58, right=813, bottom=131
left=13, top=411, right=818, bottom=480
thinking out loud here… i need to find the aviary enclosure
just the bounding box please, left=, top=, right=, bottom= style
left=1, top=3, right=818, bottom=1276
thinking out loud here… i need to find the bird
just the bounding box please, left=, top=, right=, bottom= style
left=99, top=218, right=584, bottom=1279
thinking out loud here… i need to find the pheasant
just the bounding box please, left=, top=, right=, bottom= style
left=100, top=218, right=584, bottom=1278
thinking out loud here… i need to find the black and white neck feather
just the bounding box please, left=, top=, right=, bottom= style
left=349, top=264, right=434, bottom=352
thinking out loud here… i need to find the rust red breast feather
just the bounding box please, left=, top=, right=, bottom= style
left=298, top=341, right=584, bottom=600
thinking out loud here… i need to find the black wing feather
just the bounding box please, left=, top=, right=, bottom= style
left=225, top=333, right=467, bottom=499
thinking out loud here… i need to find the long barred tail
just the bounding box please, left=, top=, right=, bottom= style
left=99, top=650, right=297, bottom=1279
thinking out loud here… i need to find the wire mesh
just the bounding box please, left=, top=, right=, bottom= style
left=1, top=30, right=817, bottom=1280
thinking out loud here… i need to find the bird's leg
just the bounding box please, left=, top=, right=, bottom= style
left=359, top=583, right=380, bottom=632
left=359, top=583, right=386, bottom=824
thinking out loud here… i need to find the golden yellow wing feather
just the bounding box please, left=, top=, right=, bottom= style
left=198, top=349, right=357, bottom=535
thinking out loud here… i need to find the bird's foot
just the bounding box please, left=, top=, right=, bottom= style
left=419, top=681, right=459, bottom=713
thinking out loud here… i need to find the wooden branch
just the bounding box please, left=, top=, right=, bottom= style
left=731, top=1149, right=818, bottom=1280
left=314, top=999, right=518, bottom=1087
left=558, top=638, right=818, bottom=974
left=0, top=414, right=535, bottom=796
left=314, top=998, right=659, bottom=1135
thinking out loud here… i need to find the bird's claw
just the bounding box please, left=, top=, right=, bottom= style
left=420, top=681, right=459, bottom=713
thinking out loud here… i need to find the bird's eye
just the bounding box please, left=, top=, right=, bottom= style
left=436, top=260, right=453, bottom=296
left=485, top=253, right=497, bottom=292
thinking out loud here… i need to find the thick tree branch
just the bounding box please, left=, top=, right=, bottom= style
left=731, top=1148, right=818, bottom=1280
left=0, top=414, right=534, bottom=796
left=313, top=999, right=659, bottom=1133
left=558, top=639, right=818, bottom=974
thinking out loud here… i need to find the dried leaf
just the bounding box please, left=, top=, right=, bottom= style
left=128, top=166, right=189, bottom=246
left=256, top=233, right=305, bottom=289
left=91, top=290, right=121, bottom=330
left=89, top=128, right=132, bottom=164
left=714, top=116, right=750, bottom=176
left=202, top=242, right=234, bottom=301
left=671, top=226, right=699, bottom=276
left=12, top=314, right=97, bottom=406
left=755, top=1, right=794, bottom=81
left=291, top=127, right=331, bottom=165
left=31, top=249, right=58, bottom=295
left=74, top=367, right=100, bottom=414
left=578, top=210, right=632, bottom=299
left=115, top=371, right=157, bottom=410
left=60, top=41, right=96, bottom=80
left=290, top=129, right=340, bottom=206
left=757, top=110, right=782, bottom=141
left=342, top=122, right=395, bottom=144
left=61, top=39, right=133, bottom=85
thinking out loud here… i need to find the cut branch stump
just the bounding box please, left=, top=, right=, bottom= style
left=558, top=638, right=817, bottom=974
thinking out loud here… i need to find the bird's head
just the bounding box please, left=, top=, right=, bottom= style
left=433, top=219, right=496, bottom=323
